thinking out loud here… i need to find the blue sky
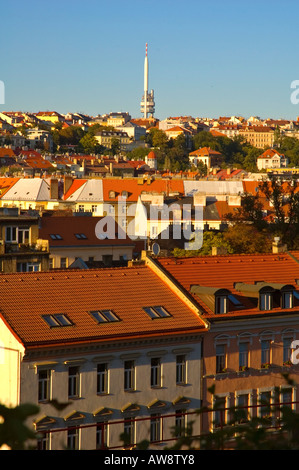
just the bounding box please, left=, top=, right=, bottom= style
left=1, top=0, right=299, bottom=120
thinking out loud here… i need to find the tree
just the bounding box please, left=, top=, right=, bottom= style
left=223, top=224, right=272, bottom=254
left=172, top=231, right=234, bottom=257
left=259, top=174, right=299, bottom=247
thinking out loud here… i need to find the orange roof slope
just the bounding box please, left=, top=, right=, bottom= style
left=39, top=215, right=134, bottom=247
left=102, top=178, right=184, bottom=202
left=157, top=253, right=299, bottom=318
left=0, top=266, right=206, bottom=348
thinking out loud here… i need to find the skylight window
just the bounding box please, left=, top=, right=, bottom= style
left=42, top=314, right=73, bottom=327
left=228, top=294, right=245, bottom=308
left=89, top=310, right=120, bottom=323
left=143, top=306, right=172, bottom=319
left=75, top=233, right=87, bottom=239
left=50, top=234, right=63, bottom=240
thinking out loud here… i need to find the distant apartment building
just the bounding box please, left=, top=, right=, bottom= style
left=94, top=130, right=130, bottom=151
left=35, top=111, right=64, bottom=124
left=257, top=148, right=289, bottom=170
left=239, top=126, right=275, bottom=148
left=115, top=121, right=146, bottom=140
left=26, top=128, right=54, bottom=152
left=0, top=207, right=49, bottom=272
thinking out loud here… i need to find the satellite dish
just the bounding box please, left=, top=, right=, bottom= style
left=152, top=242, right=160, bottom=256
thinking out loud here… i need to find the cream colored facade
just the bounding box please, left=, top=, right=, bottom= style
left=0, top=317, right=24, bottom=407
left=239, top=127, right=275, bottom=148
left=49, top=245, right=133, bottom=269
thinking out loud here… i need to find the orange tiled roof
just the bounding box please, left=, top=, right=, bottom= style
left=0, top=148, right=17, bottom=158
left=156, top=253, right=299, bottom=318
left=102, top=178, right=184, bottom=202
left=39, top=215, right=134, bottom=247
left=189, top=147, right=222, bottom=156
left=0, top=265, right=206, bottom=348
left=63, top=179, right=87, bottom=200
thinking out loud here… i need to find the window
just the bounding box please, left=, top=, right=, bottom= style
left=260, top=292, right=272, bottom=311
left=68, top=366, right=80, bottom=398
left=216, top=344, right=226, bottom=373
left=216, top=295, right=228, bottom=314
left=151, top=358, right=161, bottom=387
left=78, top=205, right=84, bottom=212
left=143, top=306, right=172, bottom=319
left=281, top=388, right=293, bottom=410
left=60, top=257, right=67, bottom=269
left=239, top=342, right=249, bottom=370
left=283, top=338, right=293, bottom=365
left=92, top=205, right=97, bottom=213
left=214, top=397, right=227, bottom=428
left=38, top=369, right=51, bottom=402
left=97, top=363, right=108, bottom=394
left=42, top=314, right=73, bottom=328
left=90, top=310, right=120, bottom=323
left=236, top=393, right=250, bottom=423
left=17, top=262, right=40, bottom=272
left=282, top=292, right=293, bottom=309
left=176, top=355, right=186, bottom=384
left=67, top=428, right=80, bottom=450
left=261, top=339, right=271, bottom=367
left=175, top=410, right=186, bottom=437
left=50, top=234, right=63, bottom=240
left=259, top=391, right=272, bottom=419
left=5, top=226, right=17, bottom=242
left=124, top=360, right=135, bottom=391
left=96, top=422, right=108, bottom=449
left=150, top=414, right=161, bottom=442
left=75, top=233, right=87, bottom=239
left=18, top=227, right=30, bottom=244
left=37, top=433, right=50, bottom=450
left=124, top=418, right=135, bottom=446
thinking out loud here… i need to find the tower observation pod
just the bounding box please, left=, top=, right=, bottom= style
left=140, top=43, right=155, bottom=118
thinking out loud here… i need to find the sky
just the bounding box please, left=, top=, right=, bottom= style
left=1, top=0, right=299, bottom=121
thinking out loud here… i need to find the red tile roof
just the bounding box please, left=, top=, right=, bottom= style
left=0, top=265, right=207, bottom=348
left=39, top=215, right=134, bottom=247
left=102, top=178, right=184, bottom=202
left=156, top=253, right=299, bottom=318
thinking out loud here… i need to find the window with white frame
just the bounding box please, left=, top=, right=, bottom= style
left=67, top=427, right=80, bottom=450
left=96, top=422, right=108, bottom=449
left=239, top=342, right=249, bottom=371
left=283, top=337, right=293, bottom=365
left=215, top=295, right=228, bottom=314
left=68, top=366, right=80, bottom=398
left=261, top=339, right=271, bottom=367
left=213, top=395, right=228, bottom=429
left=260, top=292, right=272, bottom=311
left=38, top=369, right=51, bottom=402
left=259, top=390, right=272, bottom=419
left=236, top=393, right=250, bottom=423
left=151, top=357, right=161, bottom=388
left=5, top=226, right=17, bottom=243
left=97, top=363, right=108, bottom=394
left=175, top=409, right=186, bottom=437
left=124, top=360, right=135, bottom=391
left=216, top=344, right=226, bottom=373
left=37, top=432, right=50, bottom=450
left=123, top=418, right=135, bottom=446
left=282, top=291, right=293, bottom=309
left=150, top=414, right=161, bottom=443
left=176, top=355, right=186, bottom=385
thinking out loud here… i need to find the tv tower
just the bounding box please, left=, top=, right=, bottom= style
left=140, top=43, right=155, bottom=119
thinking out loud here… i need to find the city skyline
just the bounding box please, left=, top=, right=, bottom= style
left=2, top=0, right=299, bottom=120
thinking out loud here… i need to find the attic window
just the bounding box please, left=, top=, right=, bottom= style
left=228, top=294, right=244, bottom=309
left=43, top=314, right=73, bottom=327
left=143, top=306, right=172, bottom=319
left=260, top=292, right=272, bottom=311
left=215, top=296, right=228, bottom=314
left=75, top=233, right=87, bottom=239
left=89, top=310, right=120, bottom=323
left=50, top=234, right=63, bottom=240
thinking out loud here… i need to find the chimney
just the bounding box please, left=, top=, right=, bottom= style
left=64, top=175, right=73, bottom=195
left=272, top=237, right=287, bottom=254
left=212, top=246, right=227, bottom=256
left=50, top=178, right=59, bottom=199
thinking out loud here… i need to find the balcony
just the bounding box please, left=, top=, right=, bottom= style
left=2, top=239, right=49, bottom=254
